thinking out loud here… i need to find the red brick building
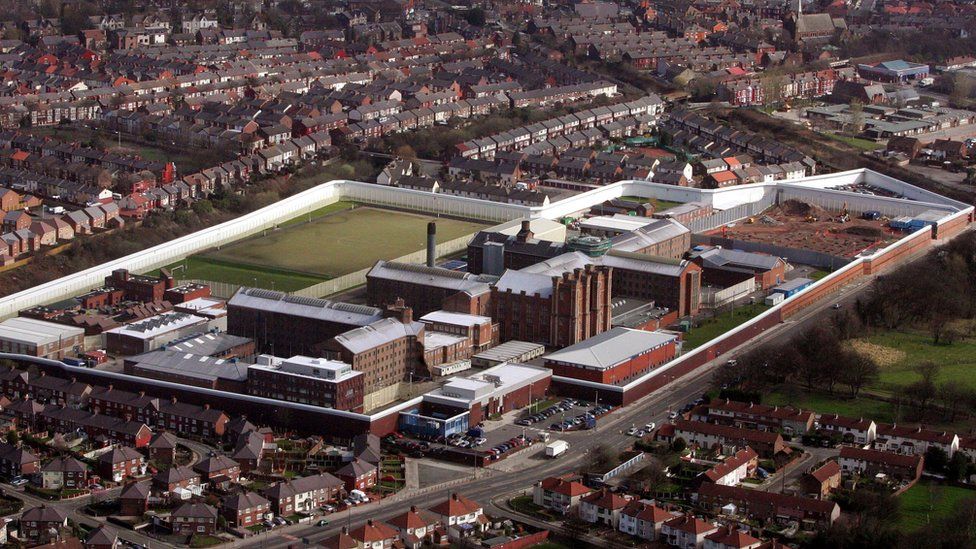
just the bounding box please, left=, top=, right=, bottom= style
left=97, top=446, right=146, bottom=482
left=247, top=356, right=365, bottom=412
left=104, top=268, right=174, bottom=303
left=171, top=502, right=218, bottom=536
left=492, top=264, right=612, bottom=347
left=335, top=458, right=377, bottom=492
left=221, top=492, right=271, bottom=528
left=119, top=481, right=151, bottom=516
left=544, top=327, right=677, bottom=384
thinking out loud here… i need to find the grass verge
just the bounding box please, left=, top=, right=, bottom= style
left=683, top=303, right=770, bottom=350
left=899, top=480, right=976, bottom=533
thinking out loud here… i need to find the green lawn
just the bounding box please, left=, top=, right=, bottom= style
left=822, top=133, right=883, bottom=151
left=863, top=329, right=976, bottom=392
left=278, top=201, right=357, bottom=228
left=201, top=207, right=488, bottom=278
left=159, top=256, right=326, bottom=292
left=509, top=495, right=554, bottom=521
left=764, top=388, right=897, bottom=423
left=810, top=269, right=831, bottom=280
left=683, top=303, right=771, bottom=350
left=619, top=196, right=685, bottom=211
left=899, top=480, right=976, bottom=533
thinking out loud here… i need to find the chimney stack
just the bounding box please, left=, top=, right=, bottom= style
left=426, top=222, right=436, bottom=267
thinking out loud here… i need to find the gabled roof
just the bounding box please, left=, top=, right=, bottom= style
left=428, top=493, right=481, bottom=517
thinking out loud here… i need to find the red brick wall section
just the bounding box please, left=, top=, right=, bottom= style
left=779, top=265, right=862, bottom=319
left=490, top=531, right=550, bottom=549
left=934, top=213, right=971, bottom=240
left=864, top=229, right=931, bottom=276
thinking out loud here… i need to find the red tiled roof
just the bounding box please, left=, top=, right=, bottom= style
left=838, top=446, right=923, bottom=468
left=581, top=489, right=630, bottom=510
left=808, top=460, right=841, bottom=483
left=703, top=447, right=758, bottom=482
left=875, top=423, right=956, bottom=444
left=664, top=514, right=717, bottom=535
left=705, top=525, right=761, bottom=547
left=622, top=500, right=676, bottom=523
left=350, top=520, right=397, bottom=543
left=428, top=493, right=481, bottom=517
left=540, top=476, right=593, bottom=497
left=675, top=420, right=782, bottom=445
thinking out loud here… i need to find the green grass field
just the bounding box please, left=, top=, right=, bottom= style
left=683, top=303, right=770, bottom=350
left=764, top=389, right=898, bottom=423
left=161, top=256, right=327, bottom=292
left=619, top=196, right=685, bottom=211
left=201, top=206, right=488, bottom=278
left=822, top=133, right=884, bottom=152
left=863, top=329, right=976, bottom=392
left=899, top=480, right=976, bottom=532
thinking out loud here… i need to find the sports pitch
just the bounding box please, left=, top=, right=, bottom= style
left=200, top=206, right=489, bottom=279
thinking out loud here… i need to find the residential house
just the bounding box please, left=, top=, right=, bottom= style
left=263, top=472, right=344, bottom=516
left=619, top=500, right=678, bottom=542
left=874, top=424, right=960, bottom=457
left=817, top=414, right=876, bottom=445
left=193, top=455, right=240, bottom=484
left=703, top=526, right=763, bottom=549
left=119, top=481, right=151, bottom=516
left=40, top=457, right=88, bottom=490
left=171, top=502, right=218, bottom=536
left=221, top=492, right=271, bottom=529
left=661, top=515, right=720, bottom=549
left=20, top=505, right=68, bottom=544
left=800, top=461, right=841, bottom=499
left=427, top=493, right=487, bottom=541
left=532, top=476, right=594, bottom=515
left=387, top=505, right=439, bottom=548
left=97, top=446, right=146, bottom=482
left=335, top=458, right=376, bottom=492
left=580, top=489, right=631, bottom=528
left=837, top=447, right=924, bottom=482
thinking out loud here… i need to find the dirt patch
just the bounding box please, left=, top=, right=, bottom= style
left=846, top=339, right=906, bottom=368
left=705, top=200, right=899, bottom=258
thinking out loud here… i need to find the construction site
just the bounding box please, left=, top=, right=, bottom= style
left=703, top=200, right=901, bottom=259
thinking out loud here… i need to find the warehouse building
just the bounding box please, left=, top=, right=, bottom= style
left=0, top=317, right=84, bottom=359
left=543, top=327, right=678, bottom=384
left=123, top=349, right=249, bottom=392
left=105, top=312, right=210, bottom=356
left=471, top=340, right=545, bottom=368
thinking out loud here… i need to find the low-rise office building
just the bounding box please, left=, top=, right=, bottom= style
left=247, top=355, right=365, bottom=412
left=0, top=317, right=84, bottom=359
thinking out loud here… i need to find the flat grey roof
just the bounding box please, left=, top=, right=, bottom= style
left=472, top=340, right=545, bottom=363
left=544, top=327, right=677, bottom=370
left=0, top=317, right=84, bottom=346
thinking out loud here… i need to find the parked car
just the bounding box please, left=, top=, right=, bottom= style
left=10, top=477, right=27, bottom=487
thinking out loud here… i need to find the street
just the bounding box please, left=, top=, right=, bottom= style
left=232, top=265, right=879, bottom=549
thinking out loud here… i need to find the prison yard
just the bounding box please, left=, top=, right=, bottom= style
left=704, top=200, right=899, bottom=259
left=164, top=204, right=489, bottom=291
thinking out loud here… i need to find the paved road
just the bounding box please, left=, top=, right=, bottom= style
left=228, top=265, right=882, bottom=549
left=0, top=437, right=218, bottom=548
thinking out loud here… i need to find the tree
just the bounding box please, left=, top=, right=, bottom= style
left=5, top=430, right=18, bottom=445
left=838, top=350, right=879, bottom=397
left=672, top=437, right=687, bottom=453
left=848, top=99, right=865, bottom=134
left=945, top=452, right=970, bottom=482
left=950, top=73, right=974, bottom=107
left=760, top=72, right=785, bottom=108
left=924, top=446, right=949, bottom=473
left=394, top=144, right=417, bottom=160
left=465, top=7, right=486, bottom=27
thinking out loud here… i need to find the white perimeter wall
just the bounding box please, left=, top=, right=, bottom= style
left=0, top=170, right=967, bottom=320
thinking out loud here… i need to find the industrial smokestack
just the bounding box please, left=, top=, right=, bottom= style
left=426, top=221, right=436, bottom=267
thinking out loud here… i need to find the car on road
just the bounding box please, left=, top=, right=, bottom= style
left=668, top=411, right=679, bottom=420
left=832, top=303, right=842, bottom=309
left=644, top=422, right=656, bottom=431
left=9, top=477, right=27, bottom=487
left=317, top=519, right=329, bottom=527
left=627, top=427, right=640, bottom=436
